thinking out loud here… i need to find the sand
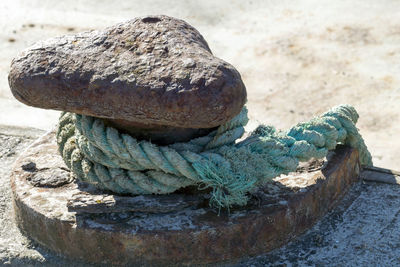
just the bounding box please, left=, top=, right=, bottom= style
left=0, top=0, right=399, bottom=169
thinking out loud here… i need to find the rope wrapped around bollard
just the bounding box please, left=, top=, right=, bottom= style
left=57, top=104, right=372, bottom=209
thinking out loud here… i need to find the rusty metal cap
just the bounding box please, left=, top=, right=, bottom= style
left=8, top=15, right=247, bottom=129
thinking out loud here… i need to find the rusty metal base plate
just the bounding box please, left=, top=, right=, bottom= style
left=11, top=131, right=361, bottom=266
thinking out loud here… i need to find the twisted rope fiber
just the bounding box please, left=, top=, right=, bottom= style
left=57, top=105, right=372, bottom=209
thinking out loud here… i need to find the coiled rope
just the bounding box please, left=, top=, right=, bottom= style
left=57, top=105, right=372, bottom=209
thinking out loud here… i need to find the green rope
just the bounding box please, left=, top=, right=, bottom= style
left=56, top=105, right=372, bottom=209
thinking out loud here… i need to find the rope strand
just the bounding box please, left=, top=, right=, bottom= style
left=56, top=105, right=372, bottom=209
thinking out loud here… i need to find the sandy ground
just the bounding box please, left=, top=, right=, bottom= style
left=1, top=0, right=399, bottom=169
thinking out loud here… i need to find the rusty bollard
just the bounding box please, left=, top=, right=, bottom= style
left=8, top=16, right=361, bottom=266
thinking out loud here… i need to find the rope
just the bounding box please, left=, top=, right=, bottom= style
left=56, top=105, right=372, bottom=209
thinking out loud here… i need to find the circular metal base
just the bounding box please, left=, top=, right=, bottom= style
left=11, top=131, right=360, bottom=266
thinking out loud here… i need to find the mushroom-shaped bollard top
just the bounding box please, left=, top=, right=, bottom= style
left=8, top=15, right=247, bottom=130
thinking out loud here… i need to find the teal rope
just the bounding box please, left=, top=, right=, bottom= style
left=56, top=105, right=372, bottom=209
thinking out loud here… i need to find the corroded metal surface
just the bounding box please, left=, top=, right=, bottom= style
left=67, top=191, right=204, bottom=214
left=11, top=131, right=360, bottom=266
left=8, top=15, right=246, bottom=129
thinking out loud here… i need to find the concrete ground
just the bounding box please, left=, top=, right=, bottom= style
left=1, top=0, right=400, bottom=266
left=2, top=128, right=400, bottom=266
